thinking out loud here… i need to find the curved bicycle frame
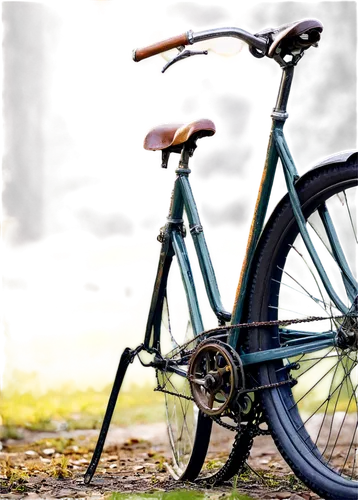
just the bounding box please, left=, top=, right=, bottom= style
left=144, top=63, right=358, bottom=368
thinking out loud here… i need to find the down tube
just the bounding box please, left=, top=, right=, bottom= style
left=229, top=124, right=280, bottom=348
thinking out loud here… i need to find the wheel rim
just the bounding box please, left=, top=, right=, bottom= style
left=267, top=180, right=358, bottom=481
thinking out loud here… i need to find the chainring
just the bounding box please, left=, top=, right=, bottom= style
left=188, top=338, right=245, bottom=417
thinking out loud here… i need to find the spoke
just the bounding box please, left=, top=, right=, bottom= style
left=283, top=347, right=336, bottom=381
left=335, top=354, right=358, bottom=475
left=272, top=278, right=329, bottom=316
left=269, top=304, right=317, bottom=317
left=314, top=347, right=344, bottom=450
left=290, top=349, right=348, bottom=409
left=343, top=190, right=358, bottom=245
left=164, top=372, right=194, bottom=449
left=286, top=245, right=338, bottom=311
left=299, top=352, right=356, bottom=438
left=326, top=383, right=356, bottom=467
left=277, top=260, right=341, bottom=313
left=293, top=353, right=340, bottom=363
left=320, top=353, right=351, bottom=458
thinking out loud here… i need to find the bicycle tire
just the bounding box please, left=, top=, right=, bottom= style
left=246, top=160, right=358, bottom=500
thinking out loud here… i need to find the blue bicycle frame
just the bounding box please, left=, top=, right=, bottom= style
left=143, top=64, right=357, bottom=367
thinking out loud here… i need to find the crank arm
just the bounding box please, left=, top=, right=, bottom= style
left=162, top=48, right=208, bottom=73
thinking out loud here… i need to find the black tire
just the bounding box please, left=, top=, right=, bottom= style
left=246, top=160, right=358, bottom=500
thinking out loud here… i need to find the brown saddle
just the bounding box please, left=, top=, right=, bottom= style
left=267, top=19, right=323, bottom=57
left=144, top=119, right=216, bottom=151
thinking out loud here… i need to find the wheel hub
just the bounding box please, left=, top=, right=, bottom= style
left=337, top=297, right=358, bottom=350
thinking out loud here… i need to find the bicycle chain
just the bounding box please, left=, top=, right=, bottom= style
left=166, top=313, right=347, bottom=360
left=195, top=406, right=269, bottom=486
left=155, top=379, right=293, bottom=417
left=155, top=311, right=353, bottom=486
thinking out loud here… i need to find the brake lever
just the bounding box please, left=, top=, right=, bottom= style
left=162, top=47, right=208, bottom=73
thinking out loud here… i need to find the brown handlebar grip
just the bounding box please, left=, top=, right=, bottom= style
left=133, top=32, right=190, bottom=62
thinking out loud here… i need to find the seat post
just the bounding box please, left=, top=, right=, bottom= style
left=178, top=139, right=197, bottom=171
left=272, top=64, right=295, bottom=119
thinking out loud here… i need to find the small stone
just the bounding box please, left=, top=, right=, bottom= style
left=42, top=448, right=55, bottom=456
left=25, top=450, right=38, bottom=457
left=78, top=458, right=89, bottom=465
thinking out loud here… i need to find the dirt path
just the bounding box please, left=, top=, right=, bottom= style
left=0, top=424, right=323, bottom=499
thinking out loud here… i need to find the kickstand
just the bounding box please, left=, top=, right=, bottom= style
left=84, top=344, right=144, bottom=484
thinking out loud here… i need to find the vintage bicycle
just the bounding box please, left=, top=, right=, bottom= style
left=84, top=19, right=357, bottom=500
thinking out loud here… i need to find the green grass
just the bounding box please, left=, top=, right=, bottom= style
left=0, top=298, right=164, bottom=432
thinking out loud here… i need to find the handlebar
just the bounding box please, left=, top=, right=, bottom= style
left=132, top=27, right=268, bottom=62
left=133, top=32, right=191, bottom=62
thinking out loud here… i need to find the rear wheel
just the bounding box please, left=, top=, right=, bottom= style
left=248, top=159, right=358, bottom=499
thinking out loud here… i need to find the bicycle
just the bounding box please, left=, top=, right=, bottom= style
left=84, top=18, right=357, bottom=500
